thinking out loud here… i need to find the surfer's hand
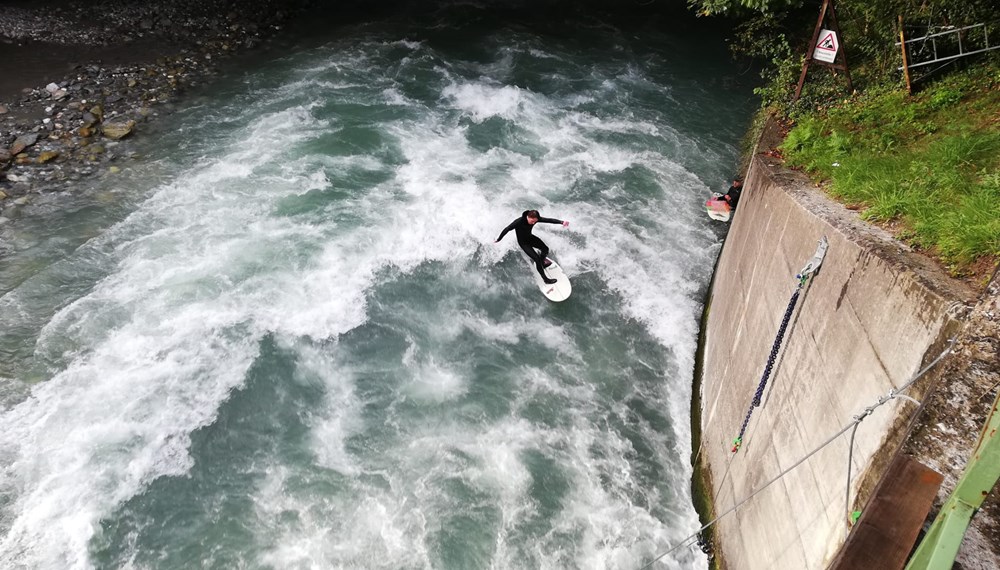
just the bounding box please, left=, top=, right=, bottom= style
left=562, top=221, right=569, bottom=227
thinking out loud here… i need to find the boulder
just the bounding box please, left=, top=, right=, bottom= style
left=102, top=120, right=135, bottom=140
left=37, top=151, right=60, bottom=164
left=10, top=133, right=39, bottom=155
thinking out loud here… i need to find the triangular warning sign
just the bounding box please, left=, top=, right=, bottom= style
left=817, top=33, right=836, bottom=51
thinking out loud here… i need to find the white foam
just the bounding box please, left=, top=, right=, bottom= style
left=381, top=87, right=415, bottom=106
left=405, top=358, right=467, bottom=403
left=392, top=39, right=423, bottom=50
left=442, top=82, right=529, bottom=122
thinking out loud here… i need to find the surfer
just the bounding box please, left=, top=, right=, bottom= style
left=495, top=209, right=569, bottom=284
left=720, top=176, right=743, bottom=209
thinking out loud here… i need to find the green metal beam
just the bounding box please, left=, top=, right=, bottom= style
left=905, top=391, right=1000, bottom=570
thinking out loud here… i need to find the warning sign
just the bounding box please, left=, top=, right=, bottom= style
left=812, top=29, right=839, bottom=63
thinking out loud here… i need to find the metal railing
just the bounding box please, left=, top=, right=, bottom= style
left=897, top=20, right=999, bottom=92
left=897, top=22, right=998, bottom=70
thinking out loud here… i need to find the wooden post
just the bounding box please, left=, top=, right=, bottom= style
left=826, top=0, right=853, bottom=93
left=793, top=0, right=853, bottom=102
left=899, top=15, right=912, bottom=94
left=793, top=0, right=830, bottom=102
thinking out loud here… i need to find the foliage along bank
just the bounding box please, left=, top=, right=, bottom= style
left=693, top=0, right=1000, bottom=277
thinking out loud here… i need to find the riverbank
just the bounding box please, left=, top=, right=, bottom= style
left=0, top=0, right=313, bottom=216
left=694, top=113, right=999, bottom=569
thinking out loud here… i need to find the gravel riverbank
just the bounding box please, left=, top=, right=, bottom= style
left=0, top=0, right=313, bottom=221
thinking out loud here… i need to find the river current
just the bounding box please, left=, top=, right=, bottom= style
left=0, top=3, right=755, bottom=568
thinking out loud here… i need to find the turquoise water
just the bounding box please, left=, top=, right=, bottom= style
left=0, top=4, right=755, bottom=569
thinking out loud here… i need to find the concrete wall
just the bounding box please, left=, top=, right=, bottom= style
left=699, top=152, right=975, bottom=569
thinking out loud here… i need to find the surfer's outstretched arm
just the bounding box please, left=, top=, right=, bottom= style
left=538, top=216, right=569, bottom=227
left=495, top=219, right=518, bottom=242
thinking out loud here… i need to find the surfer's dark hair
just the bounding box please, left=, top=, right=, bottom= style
left=526, top=209, right=540, bottom=218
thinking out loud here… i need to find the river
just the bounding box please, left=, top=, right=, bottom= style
left=0, top=2, right=755, bottom=568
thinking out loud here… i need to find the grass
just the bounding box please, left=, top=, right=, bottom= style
left=778, top=62, right=1000, bottom=276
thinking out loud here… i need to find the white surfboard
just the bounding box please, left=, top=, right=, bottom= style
left=529, top=257, right=572, bottom=302
left=706, top=195, right=731, bottom=222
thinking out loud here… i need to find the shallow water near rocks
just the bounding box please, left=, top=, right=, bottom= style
left=0, top=4, right=755, bottom=569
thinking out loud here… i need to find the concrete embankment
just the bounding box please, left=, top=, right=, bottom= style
left=695, top=138, right=977, bottom=568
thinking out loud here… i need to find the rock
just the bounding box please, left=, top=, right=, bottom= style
left=78, top=126, right=95, bottom=137
left=10, top=133, right=39, bottom=155
left=36, top=151, right=60, bottom=164
left=13, top=197, right=29, bottom=206
left=82, top=112, right=98, bottom=127
left=109, top=166, right=121, bottom=173
left=45, top=82, right=60, bottom=93
left=0, top=104, right=8, bottom=114
left=102, top=120, right=135, bottom=140
left=89, top=104, right=104, bottom=122
left=52, top=89, right=68, bottom=100
left=0, top=149, right=10, bottom=164
left=0, top=191, right=7, bottom=200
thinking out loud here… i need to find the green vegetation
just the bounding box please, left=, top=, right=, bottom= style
left=688, top=0, right=1000, bottom=276
left=780, top=65, right=1000, bottom=271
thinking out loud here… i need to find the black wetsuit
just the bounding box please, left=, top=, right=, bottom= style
left=724, top=183, right=742, bottom=209
left=496, top=211, right=564, bottom=283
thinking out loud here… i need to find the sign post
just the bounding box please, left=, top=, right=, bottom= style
left=793, top=0, right=853, bottom=102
